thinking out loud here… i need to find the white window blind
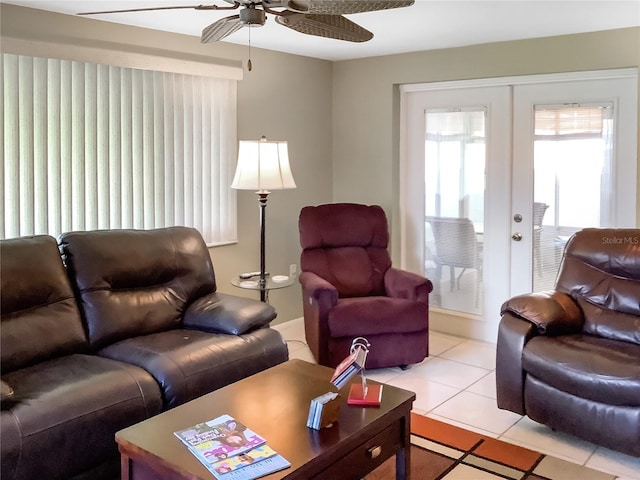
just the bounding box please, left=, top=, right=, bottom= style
left=1, top=53, right=237, bottom=244
left=534, top=105, right=612, bottom=139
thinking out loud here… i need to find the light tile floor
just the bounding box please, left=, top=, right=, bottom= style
left=273, top=318, right=640, bottom=480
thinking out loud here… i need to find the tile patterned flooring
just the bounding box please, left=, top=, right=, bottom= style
left=273, top=318, right=640, bottom=480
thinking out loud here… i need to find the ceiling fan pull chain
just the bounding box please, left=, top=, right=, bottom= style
left=247, top=23, right=253, bottom=71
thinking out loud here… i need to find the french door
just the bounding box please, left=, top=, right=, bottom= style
left=400, top=70, right=637, bottom=342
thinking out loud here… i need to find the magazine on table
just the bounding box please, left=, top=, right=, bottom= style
left=174, top=414, right=267, bottom=461
left=174, top=414, right=290, bottom=480
left=207, top=445, right=291, bottom=480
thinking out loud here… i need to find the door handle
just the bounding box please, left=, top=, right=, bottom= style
left=512, top=232, right=523, bottom=241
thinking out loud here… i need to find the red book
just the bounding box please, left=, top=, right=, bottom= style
left=347, top=383, right=383, bottom=406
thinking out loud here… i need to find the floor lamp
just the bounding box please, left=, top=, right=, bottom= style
left=231, top=136, right=296, bottom=301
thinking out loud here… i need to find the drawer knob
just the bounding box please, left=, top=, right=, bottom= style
left=368, top=445, right=382, bottom=459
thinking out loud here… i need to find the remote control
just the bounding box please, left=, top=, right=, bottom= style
left=239, top=271, right=270, bottom=279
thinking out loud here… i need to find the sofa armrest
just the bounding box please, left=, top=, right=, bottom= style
left=183, top=292, right=276, bottom=335
left=496, top=312, right=538, bottom=415
left=500, top=291, right=584, bottom=335
left=384, top=267, right=433, bottom=304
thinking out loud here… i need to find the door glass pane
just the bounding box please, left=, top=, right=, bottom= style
left=532, top=104, right=614, bottom=290
left=424, top=109, right=485, bottom=315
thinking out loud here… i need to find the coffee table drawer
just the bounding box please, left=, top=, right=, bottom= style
left=311, top=420, right=403, bottom=480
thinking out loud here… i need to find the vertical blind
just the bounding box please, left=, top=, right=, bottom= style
left=1, top=53, right=237, bottom=244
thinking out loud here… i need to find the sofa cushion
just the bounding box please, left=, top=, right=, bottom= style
left=556, top=228, right=640, bottom=345
left=522, top=334, right=640, bottom=406
left=301, top=247, right=391, bottom=297
left=328, top=296, right=427, bottom=337
left=98, top=327, right=288, bottom=408
left=0, top=236, right=87, bottom=372
left=576, top=296, right=640, bottom=346
left=59, top=227, right=217, bottom=350
left=183, top=292, right=276, bottom=335
left=0, top=354, right=162, bottom=480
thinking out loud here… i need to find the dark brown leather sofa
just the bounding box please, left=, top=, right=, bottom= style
left=496, top=228, right=640, bottom=457
left=1, top=227, right=289, bottom=480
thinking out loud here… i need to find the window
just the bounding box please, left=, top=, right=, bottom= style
left=1, top=53, right=237, bottom=245
left=533, top=105, right=613, bottom=228
left=424, top=109, right=486, bottom=225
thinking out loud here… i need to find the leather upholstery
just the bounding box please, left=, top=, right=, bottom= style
left=522, top=335, right=640, bottom=405
left=524, top=377, right=640, bottom=459
left=61, top=226, right=285, bottom=408
left=1, top=355, right=162, bottom=480
left=501, top=291, right=584, bottom=335
left=556, top=229, right=640, bottom=343
left=496, top=228, right=640, bottom=457
left=184, top=292, right=277, bottom=335
left=0, top=236, right=163, bottom=480
left=0, top=235, right=87, bottom=372
left=299, top=203, right=433, bottom=368
left=59, top=226, right=218, bottom=350
left=1, top=227, right=288, bottom=480
left=99, top=327, right=287, bottom=408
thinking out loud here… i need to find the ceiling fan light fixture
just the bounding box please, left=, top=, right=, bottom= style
left=239, top=6, right=266, bottom=26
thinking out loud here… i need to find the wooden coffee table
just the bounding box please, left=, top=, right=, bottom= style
left=116, top=359, right=415, bottom=480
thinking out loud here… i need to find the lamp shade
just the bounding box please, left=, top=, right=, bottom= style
left=231, top=137, right=296, bottom=191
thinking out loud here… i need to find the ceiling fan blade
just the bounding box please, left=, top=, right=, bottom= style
left=77, top=3, right=238, bottom=16
left=283, top=0, right=414, bottom=15
left=202, top=15, right=244, bottom=42
left=78, top=5, right=201, bottom=15
left=276, top=13, right=373, bottom=42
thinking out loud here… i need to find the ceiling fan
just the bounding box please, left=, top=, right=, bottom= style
left=78, top=0, right=415, bottom=44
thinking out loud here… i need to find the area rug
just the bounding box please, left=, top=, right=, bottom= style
left=365, top=413, right=616, bottom=480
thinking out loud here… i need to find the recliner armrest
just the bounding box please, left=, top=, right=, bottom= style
left=384, top=267, right=433, bottom=304
left=500, top=291, right=584, bottom=335
left=299, top=272, right=338, bottom=307
left=183, top=292, right=276, bottom=335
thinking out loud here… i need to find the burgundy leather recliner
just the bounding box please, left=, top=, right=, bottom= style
left=298, top=203, right=433, bottom=369
left=496, top=228, right=640, bottom=457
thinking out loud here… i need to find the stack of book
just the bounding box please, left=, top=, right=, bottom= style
left=174, top=414, right=290, bottom=480
left=306, top=391, right=340, bottom=430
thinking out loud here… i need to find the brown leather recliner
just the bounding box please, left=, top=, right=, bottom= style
left=496, top=228, right=640, bottom=457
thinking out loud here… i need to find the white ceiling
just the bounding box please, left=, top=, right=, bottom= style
left=3, top=0, right=640, bottom=61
